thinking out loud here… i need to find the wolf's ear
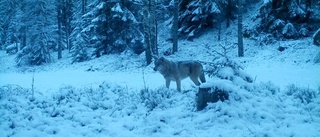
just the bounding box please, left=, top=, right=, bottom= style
left=159, top=57, right=165, bottom=61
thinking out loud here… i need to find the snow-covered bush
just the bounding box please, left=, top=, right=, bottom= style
left=258, top=81, right=280, bottom=95
left=53, top=86, right=80, bottom=105
left=206, top=56, right=253, bottom=83
left=205, top=44, right=253, bottom=84
left=282, top=23, right=297, bottom=39
left=257, top=33, right=276, bottom=46
left=15, top=44, right=52, bottom=66
left=0, top=84, right=28, bottom=100
left=270, top=19, right=285, bottom=31
left=71, top=44, right=90, bottom=63
left=83, top=82, right=130, bottom=111
left=286, top=84, right=319, bottom=104
left=140, top=87, right=174, bottom=111
left=196, top=45, right=254, bottom=110
left=298, top=27, right=308, bottom=37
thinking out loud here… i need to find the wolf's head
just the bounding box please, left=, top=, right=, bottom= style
left=153, top=57, right=166, bottom=71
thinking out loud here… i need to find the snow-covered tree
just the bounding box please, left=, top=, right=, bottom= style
left=81, top=0, right=143, bottom=58
left=207, top=44, right=252, bottom=83
left=57, top=0, right=76, bottom=60
left=0, top=0, right=27, bottom=50
left=178, top=0, right=244, bottom=39
left=256, top=0, right=320, bottom=39
left=179, top=0, right=221, bottom=39
left=70, top=0, right=90, bottom=63
left=15, top=0, right=56, bottom=66
left=143, top=0, right=158, bottom=64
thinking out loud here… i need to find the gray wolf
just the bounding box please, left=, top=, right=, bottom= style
left=153, top=57, right=206, bottom=91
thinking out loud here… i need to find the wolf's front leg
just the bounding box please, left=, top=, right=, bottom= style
left=176, top=79, right=181, bottom=92
left=165, top=79, right=171, bottom=89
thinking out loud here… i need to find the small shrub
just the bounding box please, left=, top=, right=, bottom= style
left=205, top=44, right=253, bottom=84
left=286, top=84, right=319, bottom=104
left=53, top=86, right=79, bottom=105
left=0, top=84, right=28, bottom=99
left=15, top=44, right=52, bottom=66
left=140, top=87, right=174, bottom=111
left=259, top=81, right=280, bottom=95
left=206, top=56, right=253, bottom=83
left=282, top=23, right=297, bottom=39
left=258, top=34, right=276, bottom=46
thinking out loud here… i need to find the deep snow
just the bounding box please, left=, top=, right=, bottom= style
left=1, top=36, right=320, bottom=137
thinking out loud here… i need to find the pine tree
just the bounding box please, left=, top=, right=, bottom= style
left=70, top=0, right=89, bottom=63
left=0, top=0, right=27, bottom=50
left=257, top=0, right=320, bottom=39
left=179, top=0, right=220, bottom=39
left=81, top=0, right=142, bottom=58
left=15, top=0, right=56, bottom=66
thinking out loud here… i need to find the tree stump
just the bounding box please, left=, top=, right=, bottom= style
left=314, top=51, right=320, bottom=64
left=313, top=28, right=320, bottom=46
left=197, top=87, right=229, bottom=111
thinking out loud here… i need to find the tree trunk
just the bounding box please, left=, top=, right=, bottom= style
left=66, top=0, right=72, bottom=52
left=237, top=0, right=244, bottom=57
left=143, top=2, right=152, bottom=65
left=218, top=17, right=221, bottom=41
left=172, top=0, right=179, bottom=53
left=155, top=19, right=158, bottom=56
left=66, top=23, right=70, bottom=52
left=57, top=1, right=62, bottom=59
left=150, top=0, right=157, bottom=55
left=226, top=0, right=232, bottom=28
left=21, top=26, right=27, bottom=50
left=314, top=28, right=320, bottom=46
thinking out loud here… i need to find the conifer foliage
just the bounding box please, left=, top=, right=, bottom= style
left=14, top=0, right=55, bottom=66
left=256, top=0, right=320, bottom=39
left=80, top=0, right=143, bottom=58
left=179, top=0, right=220, bottom=39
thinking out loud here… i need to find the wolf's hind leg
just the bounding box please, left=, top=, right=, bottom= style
left=199, top=72, right=206, bottom=83
left=190, top=76, right=201, bottom=86
left=165, top=79, right=171, bottom=88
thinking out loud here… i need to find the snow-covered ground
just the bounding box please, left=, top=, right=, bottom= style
left=1, top=5, right=320, bottom=136
left=1, top=36, right=320, bottom=136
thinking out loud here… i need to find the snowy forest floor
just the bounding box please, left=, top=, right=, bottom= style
left=1, top=33, right=320, bottom=136
left=1, top=0, right=320, bottom=136
left=1, top=4, right=320, bottom=135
